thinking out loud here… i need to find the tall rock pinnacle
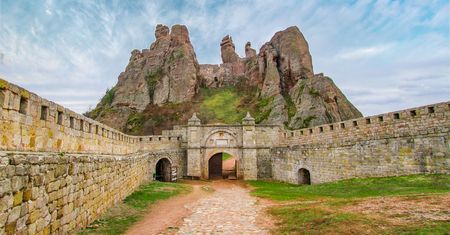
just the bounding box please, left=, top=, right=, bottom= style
left=220, top=35, right=240, bottom=63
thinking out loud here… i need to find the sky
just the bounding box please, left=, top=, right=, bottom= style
left=0, top=0, right=449, bottom=116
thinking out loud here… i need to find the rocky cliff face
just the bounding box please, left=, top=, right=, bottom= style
left=87, top=24, right=362, bottom=134
left=87, top=24, right=200, bottom=129
left=247, top=26, right=361, bottom=128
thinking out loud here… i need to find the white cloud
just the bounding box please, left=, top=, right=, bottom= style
left=337, top=45, right=392, bottom=60
left=0, top=0, right=448, bottom=115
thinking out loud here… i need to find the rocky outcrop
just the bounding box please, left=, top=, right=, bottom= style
left=220, top=35, right=240, bottom=63
left=88, top=24, right=362, bottom=134
left=270, top=26, right=314, bottom=82
left=258, top=43, right=281, bottom=98
left=113, top=24, right=199, bottom=108
left=245, top=42, right=256, bottom=58
left=87, top=24, right=200, bottom=130
left=287, top=73, right=362, bottom=128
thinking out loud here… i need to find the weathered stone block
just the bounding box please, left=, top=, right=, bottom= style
left=0, top=194, right=13, bottom=212
left=11, top=176, right=25, bottom=192
left=7, top=206, right=21, bottom=223
left=12, top=191, right=23, bottom=206
left=27, top=210, right=40, bottom=225
left=14, top=165, right=27, bottom=176
left=27, top=222, right=36, bottom=234
left=5, top=221, right=16, bottom=235
left=0, top=212, right=7, bottom=228
left=11, top=155, right=27, bottom=165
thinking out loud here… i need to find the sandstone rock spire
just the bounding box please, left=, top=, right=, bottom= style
left=245, top=42, right=256, bottom=58
left=220, top=35, right=240, bottom=63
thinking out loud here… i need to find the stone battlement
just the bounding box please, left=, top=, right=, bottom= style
left=282, top=101, right=449, bottom=147
left=0, top=78, right=182, bottom=154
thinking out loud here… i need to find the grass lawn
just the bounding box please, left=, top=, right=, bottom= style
left=199, top=87, right=246, bottom=124
left=248, top=174, right=450, bottom=234
left=79, top=181, right=190, bottom=235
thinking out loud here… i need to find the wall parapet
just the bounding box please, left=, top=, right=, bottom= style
left=0, top=79, right=182, bottom=154
left=282, top=101, right=449, bottom=147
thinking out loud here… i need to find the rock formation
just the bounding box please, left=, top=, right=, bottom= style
left=87, top=24, right=362, bottom=134
left=87, top=24, right=200, bottom=129
left=245, top=42, right=256, bottom=58
left=220, top=35, right=240, bottom=63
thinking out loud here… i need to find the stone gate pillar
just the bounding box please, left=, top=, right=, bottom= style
left=187, top=113, right=202, bottom=178
left=241, top=112, right=257, bottom=180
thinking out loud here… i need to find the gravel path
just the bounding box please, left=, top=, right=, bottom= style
left=176, top=183, right=270, bottom=234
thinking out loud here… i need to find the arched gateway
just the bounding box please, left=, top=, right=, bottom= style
left=186, top=113, right=258, bottom=180
left=208, top=152, right=237, bottom=180
left=155, top=158, right=172, bottom=182
left=298, top=168, right=311, bottom=185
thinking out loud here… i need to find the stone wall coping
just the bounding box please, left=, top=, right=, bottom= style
left=282, top=101, right=449, bottom=139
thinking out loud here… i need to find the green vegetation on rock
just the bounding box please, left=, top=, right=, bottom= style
left=79, top=181, right=190, bottom=235
left=104, top=88, right=115, bottom=105
left=85, top=88, right=116, bottom=119
left=146, top=68, right=163, bottom=101
left=126, top=113, right=145, bottom=135
left=308, top=87, right=320, bottom=97
left=254, top=96, right=273, bottom=124
left=199, top=86, right=246, bottom=124
left=173, top=48, right=184, bottom=59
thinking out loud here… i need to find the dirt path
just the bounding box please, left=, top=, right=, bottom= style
left=176, top=181, right=271, bottom=234
left=126, top=180, right=272, bottom=235
left=126, top=181, right=209, bottom=235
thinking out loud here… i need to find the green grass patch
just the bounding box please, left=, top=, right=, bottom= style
left=248, top=174, right=450, bottom=201
left=79, top=181, right=190, bottom=235
left=249, top=174, right=450, bottom=234
left=199, top=86, right=246, bottom=124
left=386, top=221, right=450, bottom=235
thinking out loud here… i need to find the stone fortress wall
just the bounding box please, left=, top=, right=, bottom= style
left=0, top=79, right=186, bottom=234
left=0, top=78, right=448, bottom=234
left=273, top=102, right=449, bottom=184
left=0, top=79, right=182, bottom=154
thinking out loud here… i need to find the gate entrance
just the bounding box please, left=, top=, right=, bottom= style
left=208, top=153, right=222, bottom=179
left=155, top=158, right=172, bottom=182
left=208, top=153, right=237, bottom=180
left=298, top=168, right=311, bottom=185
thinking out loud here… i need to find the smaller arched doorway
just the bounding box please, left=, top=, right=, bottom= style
left=208, top=153, right=237, bottom=180
left=155, top=158, right=172, bottom=182
left=298, top=168, right=311, bottom=185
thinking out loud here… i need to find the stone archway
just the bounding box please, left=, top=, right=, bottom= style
left=298, top=168, right=311, bottom=185
left=155, top=158, right=172, bottom=182
left=208, top=152, right=237, bottom=180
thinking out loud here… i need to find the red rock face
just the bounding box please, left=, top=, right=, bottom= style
left=155, top=24, right=169, bottom=39
left=245, top=42, right=256, bottom=58
left=269, top=26, right=314, bottom=91
left=220, top=35, right=240, bottom=63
